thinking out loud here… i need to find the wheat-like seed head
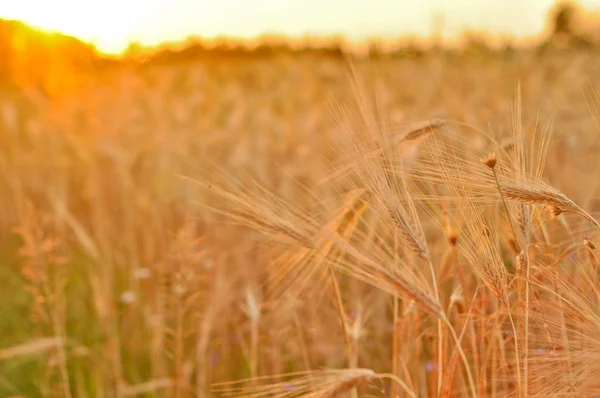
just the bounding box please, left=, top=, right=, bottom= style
left=396, top=119, right=445, bottom=142
left=212, top=368, right=377, bottom=397
left=482, top=152, right=497, bottom=169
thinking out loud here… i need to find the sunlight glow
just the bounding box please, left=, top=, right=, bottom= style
left=0, top=0, right=155, bottom=53
left=1, top=0, right=599, bottom=54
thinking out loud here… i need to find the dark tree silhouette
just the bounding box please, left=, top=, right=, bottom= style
left=551, top=2, right=577, bottom=37
left=545, top=1, right=598, bottom=50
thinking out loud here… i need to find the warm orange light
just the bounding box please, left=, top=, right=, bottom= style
left=0, top=0, right=149, bottom=54
left=2, top=0, right=599, bottom=55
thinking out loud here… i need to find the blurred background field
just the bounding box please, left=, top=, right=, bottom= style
left=1, top=1, right=600, bottom=397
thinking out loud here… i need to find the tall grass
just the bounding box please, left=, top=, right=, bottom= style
left=1, top=50, right=600, bottom=397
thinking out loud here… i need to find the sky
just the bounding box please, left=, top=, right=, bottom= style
left=0, top=0, right=598, bottom=54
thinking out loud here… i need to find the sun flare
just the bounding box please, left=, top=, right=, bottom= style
left=0, top=0, right=150, bottom=54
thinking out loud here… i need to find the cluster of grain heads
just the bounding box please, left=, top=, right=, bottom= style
left=198, top=73, right=483, bottom=394
left=200, top=112, right=480, bottom=396
left=195, top=69, right=600, bottom=398
left=3, top=49, right=600, bottom=398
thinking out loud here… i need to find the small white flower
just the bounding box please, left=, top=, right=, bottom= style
left=120, top=290, right=136, bottom=304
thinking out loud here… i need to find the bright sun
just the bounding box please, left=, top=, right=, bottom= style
left=0, top=0, right=150, bottom=54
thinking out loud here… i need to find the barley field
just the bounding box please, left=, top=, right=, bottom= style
left=1, top=47, right=600, bottom=397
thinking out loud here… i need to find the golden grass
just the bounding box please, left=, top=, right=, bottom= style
left=1, top=49, right=600, bottom=397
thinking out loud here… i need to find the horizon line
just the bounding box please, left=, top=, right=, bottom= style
left=3, top=16, right=563, bottom=56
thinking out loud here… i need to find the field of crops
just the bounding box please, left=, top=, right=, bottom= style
left=1, top=48, right=600, bottom=396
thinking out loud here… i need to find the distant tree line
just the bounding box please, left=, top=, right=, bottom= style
left=133, top=1, right=600, bottom=63
left=0, top=1, right=599, bottom=91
